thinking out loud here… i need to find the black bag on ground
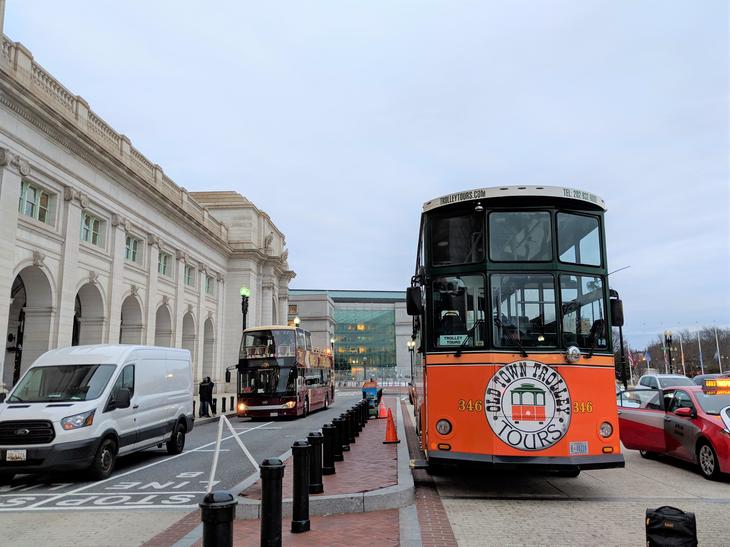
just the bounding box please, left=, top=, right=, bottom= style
left=646, top=506, right=697, bottom=547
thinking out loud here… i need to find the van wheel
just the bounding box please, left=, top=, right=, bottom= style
left=0, top=473, right=14, bottom=485
left=166, top=422, right=186, bottom=455
left=89, top=438, right=117, bottom=481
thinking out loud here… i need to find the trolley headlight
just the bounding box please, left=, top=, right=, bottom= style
left=435, top=419, right=452, bottom=436
left=600, top=422, right=613, bottom=438
left=61, top=409, right=95, bottom=430
left=238, top=403, right=247, bottom=412
left=283, top=401, right=296, bottom=409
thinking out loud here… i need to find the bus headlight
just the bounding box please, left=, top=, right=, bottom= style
left=238, top=403, right=247, bottom=412
left=436, top=419, right=452, bottom=435
left=283, top=401, right=296, bottom=409
left=600, top=422, right=613, bottom=438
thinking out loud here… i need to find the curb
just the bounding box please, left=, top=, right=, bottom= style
left=235, top=399, right=414, bottom=519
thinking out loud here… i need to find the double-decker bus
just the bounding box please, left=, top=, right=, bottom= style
left=227, top=326, right=334, bottom=419
left=406, top=186, right=625, bottom=476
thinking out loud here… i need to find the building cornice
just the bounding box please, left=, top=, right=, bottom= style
left=0, top=34, right=231, bottom=255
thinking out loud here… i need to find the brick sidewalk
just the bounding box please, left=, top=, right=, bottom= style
left=401, top=400, right=458, bottom=547
left=241, top=397, right=398, bottom=500
left=193, top=509, right=399, bottom=547
left=145, top=397, right=405, bottom=546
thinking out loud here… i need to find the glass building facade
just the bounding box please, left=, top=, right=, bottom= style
left=288, top=289, right=408, bottom=382
left=334, top=308, right=396, bottom=375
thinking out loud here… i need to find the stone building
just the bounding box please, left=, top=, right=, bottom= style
left=0, top=10, right=294, bottom=408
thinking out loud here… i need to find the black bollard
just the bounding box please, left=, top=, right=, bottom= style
left=357, top=401, right=365, bottom=428
left=260, top=458, right=285, bottom=547
left=199, top=490, right=237, bottom=547
left=354, top=404, right=363, bottom=433
left=322, top=424, right=336, bottom=474
left=307, top=431, right=324, bottom=494
left=361, top=401, right=368, bottom=426
left=291, top=440, right=311, bottom=533
left=346, top=410, right=357, bottom=443
left=340, top=413, right=351, bottom=451
left=332, top=419, right=344, bottom=461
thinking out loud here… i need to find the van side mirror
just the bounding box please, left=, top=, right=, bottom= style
left=610, top=298, right=624, bottom=327
left=225, top=369, right=231, bottom=383
left=406, top=287, right=423, bottom=316
left=115, top=388, right=131, bottom=409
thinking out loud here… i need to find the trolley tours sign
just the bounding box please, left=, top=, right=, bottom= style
left=484, top=360, right=571, bottom=451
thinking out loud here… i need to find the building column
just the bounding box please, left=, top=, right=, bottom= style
left=215, top=273, right=225, bottom=388
left=144, top=237, right=160, bottom=345
left=173, top=251, right=186, bottom=347
left=55, top=187, right=84, bottom=347
left=195, top=264, right=207, bottom=382
left=106, top=215, right=127, bottom=343
left=0, top=152, right=21, bottom=383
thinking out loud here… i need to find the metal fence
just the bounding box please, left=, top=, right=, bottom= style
left=334, top=368, right=410, bottom=388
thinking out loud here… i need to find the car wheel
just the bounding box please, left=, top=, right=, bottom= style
left=166, top=422, right=186, bottom=455
left=697, top=441, right=721, bottom=480
left=556, top=468, right=581, bottom=478
left=0, top=473, right=14, bottom=485
left=89, top=438, right=117, bottom=481
left=639, top=450, right=655, bottom=459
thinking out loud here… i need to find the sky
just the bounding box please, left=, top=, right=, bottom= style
left=4, top=1, right=728, bottom=349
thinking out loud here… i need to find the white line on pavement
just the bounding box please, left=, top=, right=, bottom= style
left=19, top=420, right=274, bottom=511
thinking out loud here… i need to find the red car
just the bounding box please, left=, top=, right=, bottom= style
left=617, top=381, right=730, bottom=480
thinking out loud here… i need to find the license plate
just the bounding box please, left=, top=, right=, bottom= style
left=6, top=449, right=26, bottom=462
left=569, top=442, right=588, bottom=455
left=270, top=412, right=278, bottom=417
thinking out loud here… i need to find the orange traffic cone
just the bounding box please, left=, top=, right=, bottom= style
left=383, top=408, right=400, bottom=444
left=377, top=400, right=388, bottom=419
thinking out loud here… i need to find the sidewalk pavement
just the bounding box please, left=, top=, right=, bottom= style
left=146, top=396, right=419, bottom=546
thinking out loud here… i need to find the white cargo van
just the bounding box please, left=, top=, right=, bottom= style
left=0, top=345, right=194, bottom=482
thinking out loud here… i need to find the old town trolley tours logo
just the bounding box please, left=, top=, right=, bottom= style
left=484, top=360, right=571, bottom=451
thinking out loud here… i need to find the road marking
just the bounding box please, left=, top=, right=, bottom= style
left=13, top=420, right=273, bottom=511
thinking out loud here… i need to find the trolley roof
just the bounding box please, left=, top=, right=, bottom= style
left=422, top=185, right=606, bottom=213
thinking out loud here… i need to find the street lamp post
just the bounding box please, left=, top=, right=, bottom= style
left=664, top=330, right=673, bottom=375
left=407, top=339, right=415, bottom=382
left=240, top=286, right=250, bottom=332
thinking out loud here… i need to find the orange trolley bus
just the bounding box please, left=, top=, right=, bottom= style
left=406, top=186, right=625, bottom=475
left=228, top=326, right=335, bottom=419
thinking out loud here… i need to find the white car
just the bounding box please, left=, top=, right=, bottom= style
left=0, top=345, right=194, bottom=482
left=636, top=374, right=695, bottom=390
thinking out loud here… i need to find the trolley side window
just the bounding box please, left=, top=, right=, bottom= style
left=559, top=275, right=607, bottom=349
left=491, top=274, right=558, bottom=348
left=557, top=213, right=601, bottom=266
left=489, top=211, right=552, bottom=262
left=431, top=275, right=485, bottom=349
left=430, top=211, right=484, bottom=267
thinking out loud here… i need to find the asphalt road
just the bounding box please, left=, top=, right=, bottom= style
left=0, top=391, right=362, bottom=512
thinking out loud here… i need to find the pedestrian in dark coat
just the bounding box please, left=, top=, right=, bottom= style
left=199, top=378, right=211, bottom=417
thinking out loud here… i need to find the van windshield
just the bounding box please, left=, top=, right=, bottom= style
left=8, top=364, right=116, bottom=403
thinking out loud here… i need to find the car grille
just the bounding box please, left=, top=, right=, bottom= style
left=0, top=420, right=56, bottom=445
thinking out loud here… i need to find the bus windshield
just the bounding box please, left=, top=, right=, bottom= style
left=240, top=367, right=296, bottom=395
left=241, top=329, right=296, bottom=359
